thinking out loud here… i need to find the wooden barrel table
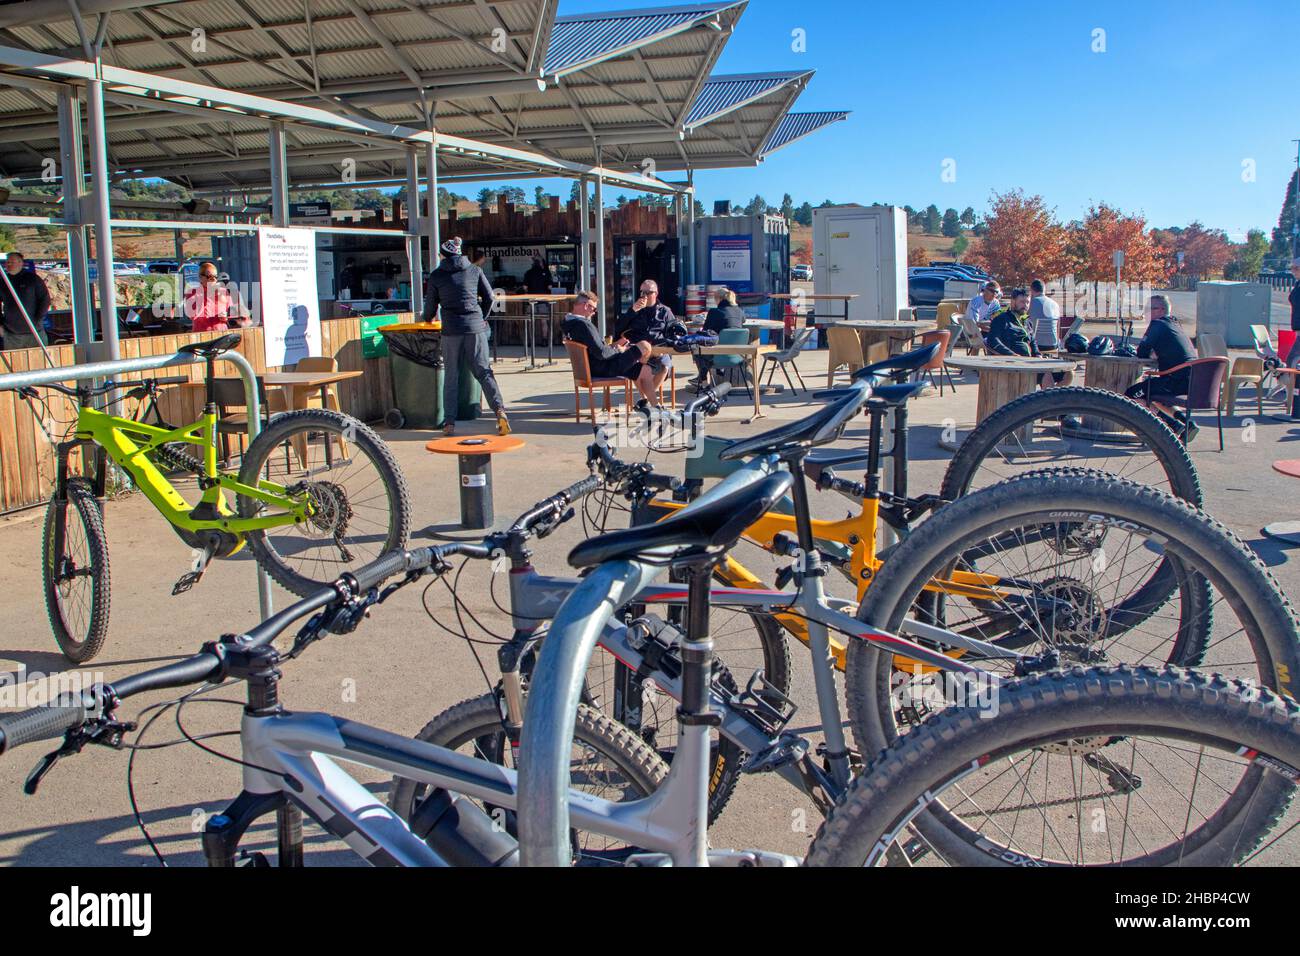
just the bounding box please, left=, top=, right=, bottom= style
left=1079, top=354, right=1154, bottom=438
left=942, top=355, right=1077, bottom=452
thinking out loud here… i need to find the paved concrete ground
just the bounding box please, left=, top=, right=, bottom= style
left=1, top=337, right=1297, bottom=866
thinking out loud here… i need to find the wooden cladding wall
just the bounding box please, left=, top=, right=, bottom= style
left=0, top=316, right=407, bottom=514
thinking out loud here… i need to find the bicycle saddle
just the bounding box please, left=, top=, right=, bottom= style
left=851, top=342, right=939, bottom=382
left=718, top=381, right=871, bottom=462
left=812, top=381, right=928, bottom=405
left=179, top=332, right=242, bottom=357
left=568, top=472, right=793, bottom=570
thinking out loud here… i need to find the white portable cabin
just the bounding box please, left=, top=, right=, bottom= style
left=812, top=205, right=908, bottom=323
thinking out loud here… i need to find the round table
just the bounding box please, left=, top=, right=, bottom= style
left=1263, top=459, right=1300, bottom=545
left=822, top=320, right=936, bottom=364
left=942, top=355, right=1077, bottom=452
left=426, top=434, right=524, bottom=530
left=1080, top=354, right=1154, bottom=437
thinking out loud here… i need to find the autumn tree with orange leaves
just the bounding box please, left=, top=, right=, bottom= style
left=969, top=190, right=1074, bottom=286
left=1076, top=203, right=1170, bottom=284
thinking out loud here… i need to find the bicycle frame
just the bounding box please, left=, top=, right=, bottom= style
left=71, top=402, right=309, bottom=536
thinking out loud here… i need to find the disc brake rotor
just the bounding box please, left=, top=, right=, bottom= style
left=1037, top=576, right=1108, bottom=647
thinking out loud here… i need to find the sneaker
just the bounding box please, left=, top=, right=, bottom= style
left=496, top=411, right=511, bottom=437
left=1181, top=420, right=1200, bottom=444
left=442, top=421, right=455, bottom=437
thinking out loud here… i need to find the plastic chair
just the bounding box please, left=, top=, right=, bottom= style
left=826, top=325, right=864, bottom=387
left=957, top=313, right=986, bottom=355
left=759, top=326, right=814, bottom=395
left=711, top=327, right=753, bottom=400
left=1253, top=324, right=1291, bottom=407
left=1139, top=357, right=1229, bottom=450
left=1197, top=332, right=1263, bottom=416
left=915, top=329, right=956, bottom=395
left=564, top=340, right=631, bottom=425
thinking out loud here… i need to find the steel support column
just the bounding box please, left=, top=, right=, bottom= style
left=593, top=151, right=607, bottom=336
left=268, top=121, right=289, bottom=226
left=577, top=176, right=591, bottom=292
left=85, top=76, right=118, bottom=359
left=424, top=136, right=440, bottom=272
left=57, top=85, right=93, bottom=348
left=405, top=147, right=423, bottom=315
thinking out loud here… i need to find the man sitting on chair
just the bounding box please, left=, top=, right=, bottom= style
left=1124, top=294, right=1199, bottom=440
left=561, top=291, right=657, bottom=404
left=615, top=278, right=675, bottom=400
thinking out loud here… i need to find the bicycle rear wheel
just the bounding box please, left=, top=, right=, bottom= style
left=808, top=666, right=1300, bottom=866
left=388, top=695, right=667, bottom=865
left=237, top=409, right=410, bottom=596
left=42, top=478, right=111, bottom=663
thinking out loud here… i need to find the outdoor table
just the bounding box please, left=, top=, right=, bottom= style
left=497, top=294, right=572, bottom=370
left=769, top=293, right=857, bottom=326
left=824, top=320, right=936, bottom=364
left=657, top=342, right=776, bottom=423
left=742, top=318, right=786, bottom=345
left=426, top=434, right=525, bottom=530
left=1262, top=459, right=1300, bottom=546
left=942, top=355, right=1076, bottom=452
left=1075, top=354, right=1153, bottom=438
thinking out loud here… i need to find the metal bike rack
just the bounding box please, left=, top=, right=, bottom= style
left=0, top=349, right=274, bottom=618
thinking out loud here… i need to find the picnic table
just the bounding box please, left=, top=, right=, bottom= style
left=942, top=355, right=1076, bottom=451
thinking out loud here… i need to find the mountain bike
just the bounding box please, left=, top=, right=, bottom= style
left=11, top=333, right=410, bottom=662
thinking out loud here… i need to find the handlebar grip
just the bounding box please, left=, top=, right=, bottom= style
left=560, top=474, right=601, bottom=503
left=152, top=375, right=190, bottom=386
left=348, top=549, right=412, bottom=592
left=0, top=698, right=91, bottom=754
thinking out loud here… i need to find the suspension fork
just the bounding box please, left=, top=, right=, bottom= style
left=676, top=559, right=719, bottom=866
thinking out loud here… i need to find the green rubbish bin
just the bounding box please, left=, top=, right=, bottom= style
left=377, top=322, right=481, bottom=429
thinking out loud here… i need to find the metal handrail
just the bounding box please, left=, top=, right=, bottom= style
left=0, top=346, right=273, bottom=618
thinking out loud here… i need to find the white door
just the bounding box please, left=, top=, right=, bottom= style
left=826, top=217, right=879, bottom=322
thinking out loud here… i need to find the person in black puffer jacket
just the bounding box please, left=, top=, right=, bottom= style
left=422, top=237, right=509, bottom=436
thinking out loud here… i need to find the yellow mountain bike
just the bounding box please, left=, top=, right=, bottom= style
left=15, top=336, right=410, bottom=662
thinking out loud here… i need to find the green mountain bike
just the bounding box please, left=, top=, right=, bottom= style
left=16, top=335, right=410, bottom=663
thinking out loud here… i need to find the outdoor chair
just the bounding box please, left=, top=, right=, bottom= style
left=564, top=339, right=630, bottom=425
left=759, top=326, right=814, bottom=395
left=292, top=355, right=343, bottom=413
left=1197, top=332, right=1264, bottom=416
left=915, top=329, right=956, bottom=396
left=956, top=314, right=986, bottom=355
left=1137, top=356, right=1229, bottom=451
left=211, top=376, right=274, bottom=465
left=1251, top=323, right=1290, bottom=406
left=826, top=325, right=864, bottom=387
left=710, top=327, right=753, bottom=400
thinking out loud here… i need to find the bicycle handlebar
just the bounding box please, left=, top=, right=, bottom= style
left=0, top=698, right=95, bottom=754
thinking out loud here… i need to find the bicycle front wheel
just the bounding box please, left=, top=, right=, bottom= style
left=237, top=409, right=410, bottom=596
left=42, top=478, right=111, bottom=663
left=389, top=695, right=667, bottom=865
left=809, top=666, right=1300, bottom=866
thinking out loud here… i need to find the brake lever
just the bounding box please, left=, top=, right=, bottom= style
left=24, top=717, right=136, bottom=795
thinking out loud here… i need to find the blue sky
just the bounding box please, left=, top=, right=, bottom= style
left=514, top=0, right=1299, bottom=239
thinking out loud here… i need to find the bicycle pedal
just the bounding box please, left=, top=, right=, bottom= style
left=731, top=669, right=797, bottom=737
left=743, top=732, right=808, bottom=774
left=171, top=569, right=204, bottom=595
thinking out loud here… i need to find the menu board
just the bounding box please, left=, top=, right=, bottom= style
left=259, top=226, right=322, bottom=367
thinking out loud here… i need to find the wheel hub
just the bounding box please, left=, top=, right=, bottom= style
left=1037, top=576, right=1108, bottom=649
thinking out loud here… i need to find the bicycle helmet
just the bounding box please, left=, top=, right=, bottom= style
left=1086, top=335, right=1113, bottom=356
left=1114, top=342, right=1138, bottom=358
left=1063, top=332, right=1089, bottom=354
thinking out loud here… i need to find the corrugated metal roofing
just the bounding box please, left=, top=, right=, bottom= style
left=543, top=2, right=738, bottom=75
left=761, top=110, right=849, bottom=155
left=684, top=70, right=810, bottom=127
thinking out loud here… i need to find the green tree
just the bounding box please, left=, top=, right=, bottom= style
left=1227, top=229, right=1270, bottom=279
left=951, top=235, right=970, bottom=259
left=924, top=204, right=941, bottom=233
left=794, top=202, right=813, bottom=226
left=1272, top=169, right=1299, bottom=261
left=744, top=194, right=769, bottom=216
left=960, top=206, right=976, bottom=226
left=780, top=192, right=795, bottom=221
left=0, top=222, right=15, bottom=252
left=693, top=199, right=706, bottom=218
left=476, top=187, right=498, bottom=210
left=941, top=208, right=961, bottom=238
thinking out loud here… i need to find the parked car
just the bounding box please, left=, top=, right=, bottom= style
left=907, top=275, right=947, bottom=307
left=791, top=263, right=812, bottom=281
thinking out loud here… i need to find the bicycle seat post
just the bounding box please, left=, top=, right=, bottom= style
left=203, top=353, right=218, bottom=410
left=676, top=556, right=722, bottom=867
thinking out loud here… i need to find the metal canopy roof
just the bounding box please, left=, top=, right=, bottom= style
left=0, top=0, right=748, bottom=188
left=760, top=109, right=849, bottom=157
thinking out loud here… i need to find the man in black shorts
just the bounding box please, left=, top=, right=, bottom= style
left=1124, top=294, right=1199, bottom=440
left=561, top=290, right=656, bottom=403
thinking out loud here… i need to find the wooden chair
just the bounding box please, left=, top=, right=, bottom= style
left=916, top=329, right=956, bottom=396
left=564, top=340, right=630, bottom=424
left=211, top=376, right=271, bottom=465
left=1197, top=332, right=1264, bottom=416
left=293, top=355, right=343, bottom=413
left=826, top=325, right=864, bottom=387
